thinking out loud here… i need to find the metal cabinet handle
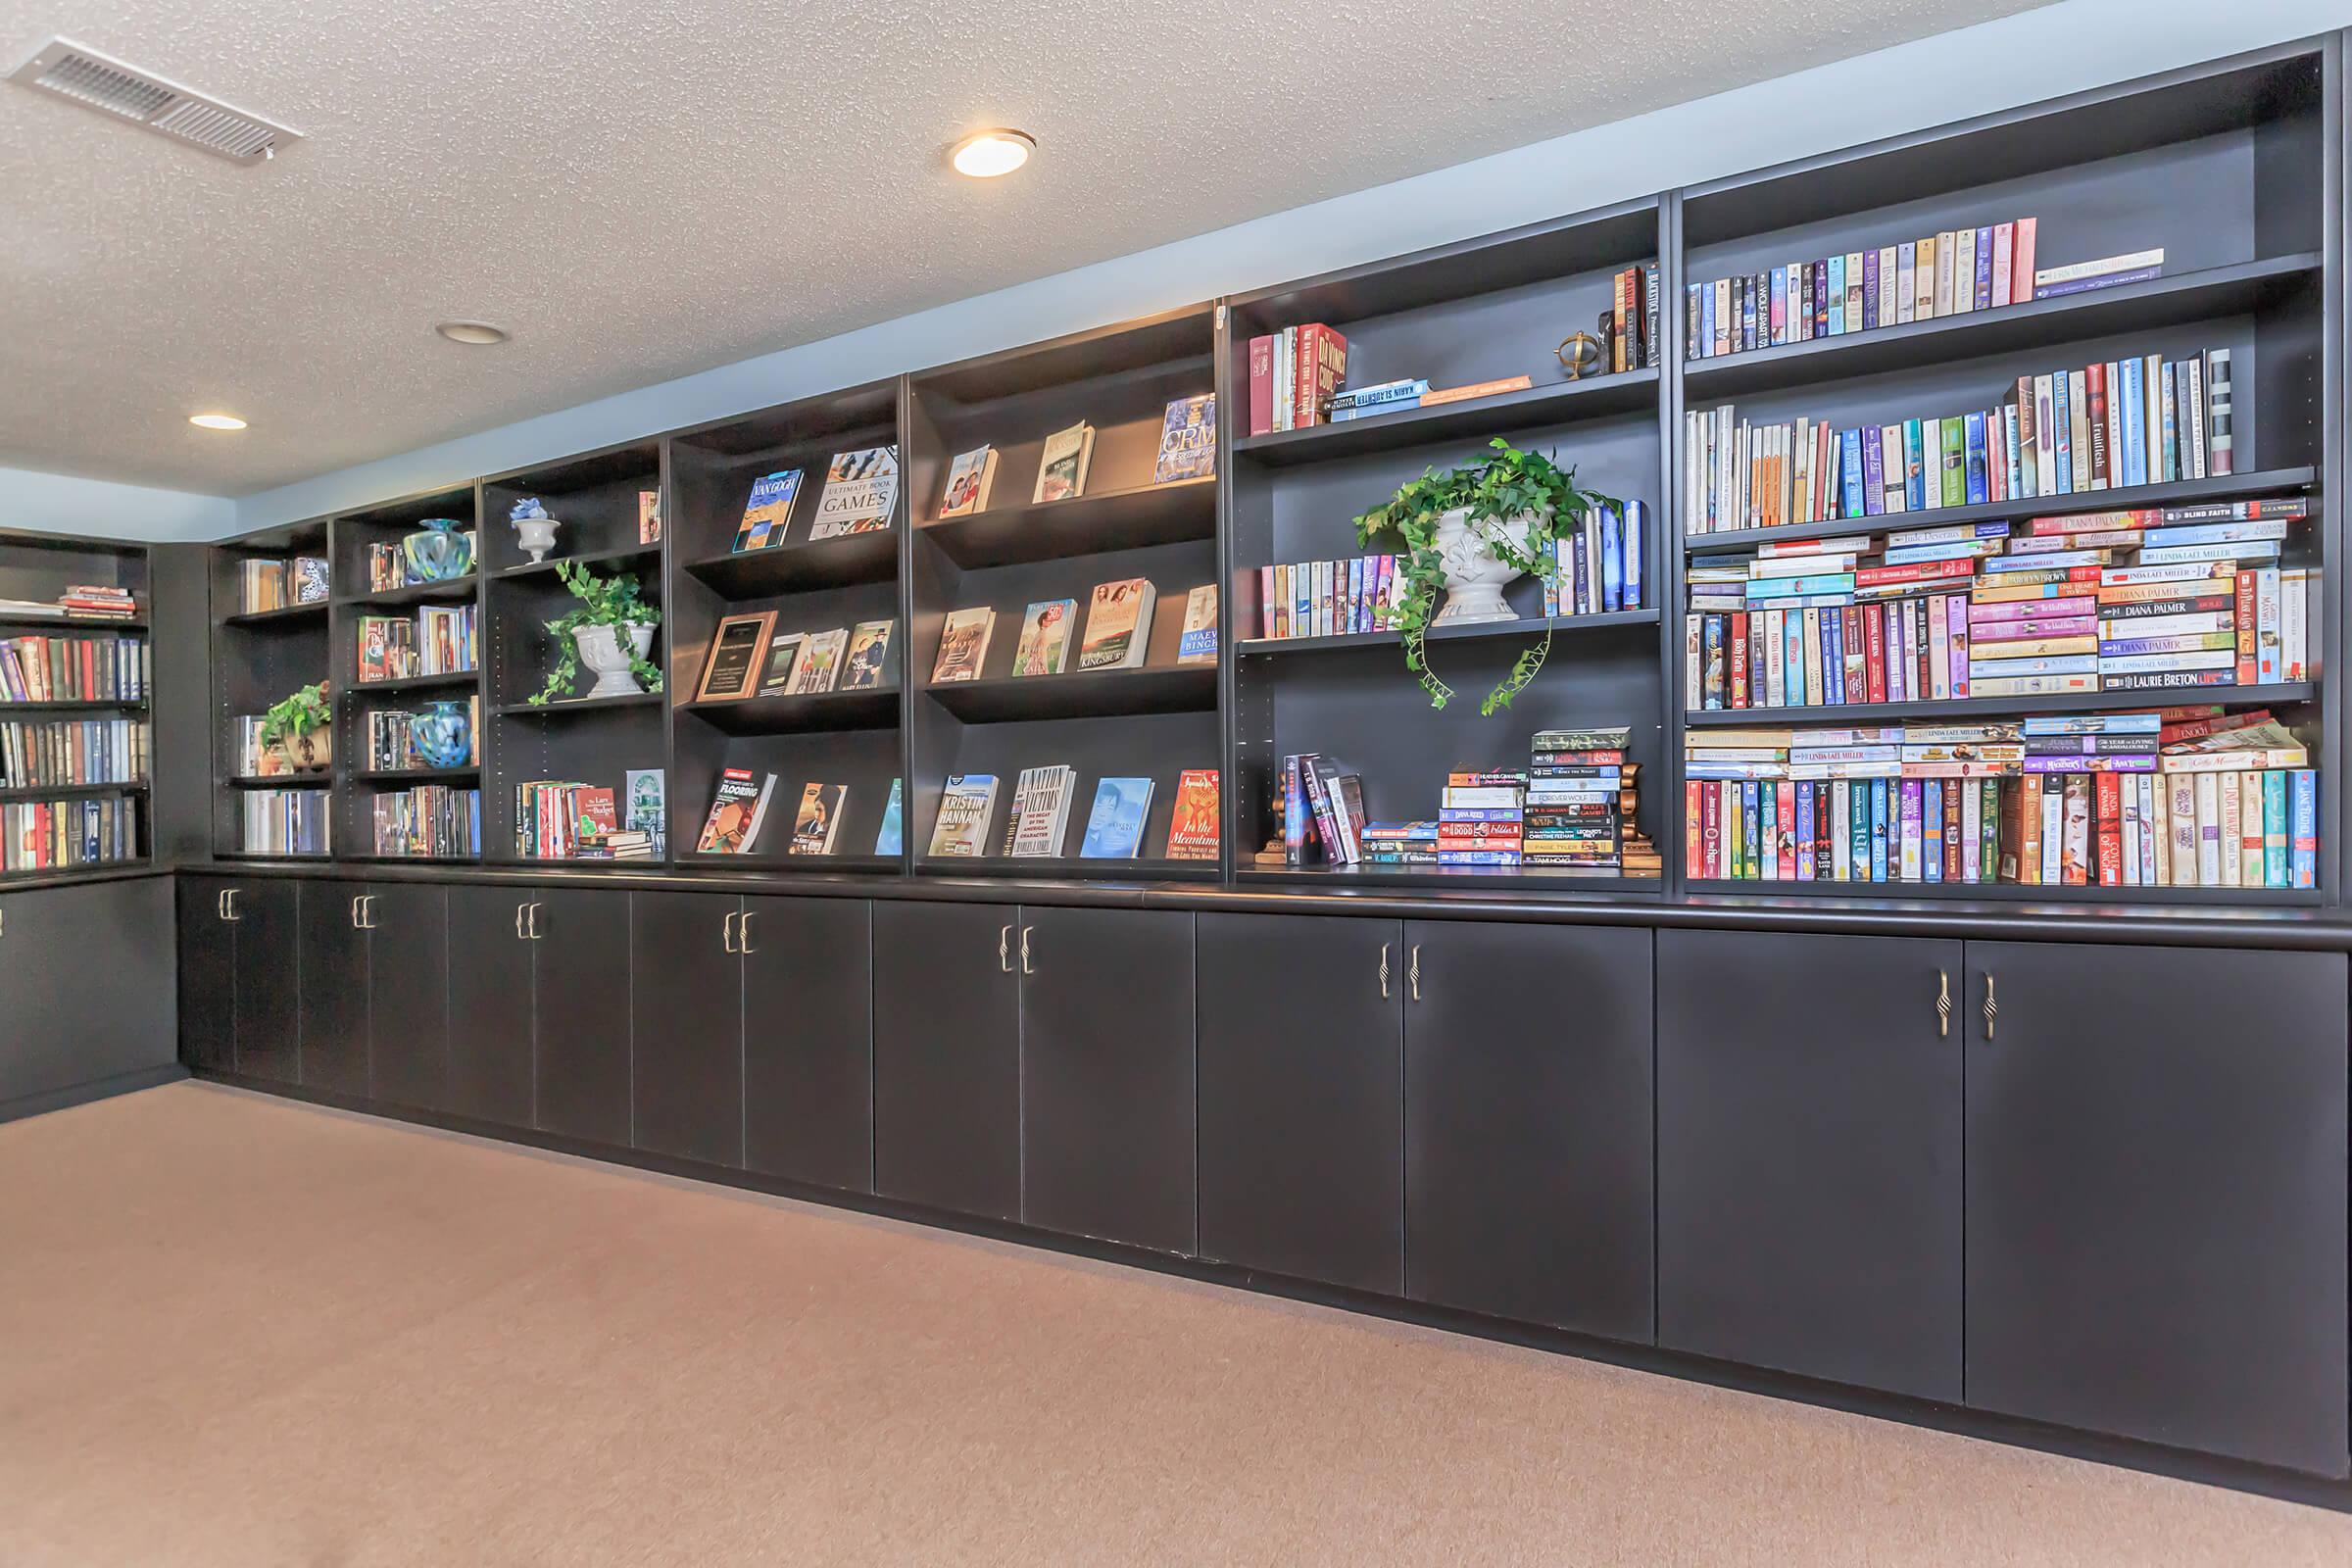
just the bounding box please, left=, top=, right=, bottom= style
left=1020, top=925, right=1034, bottom=976
left=1379, top=942, right=1391, bottom=1001
left=515, top=902, right=527, bottom=940
left=224, top=889, right=238, bottom=922
left=527, top=902, right=543, bottom=941
left=1408, top=944, right=1421, bottom=1002
left=363, top=895, right=378, bottom=930
left=1000, top=924, right=1012, bottom=973
left=1936, top=970, right=1950, bottom=1038
left=722, top=909, right=739, bottom=955
left=1983, top=972, right=1996, bottom=1040
left=350, top=894, right=363, bottom=929
left=218, top=889, right=229, bottom=919
left=739, top=908, right=755, bottom=955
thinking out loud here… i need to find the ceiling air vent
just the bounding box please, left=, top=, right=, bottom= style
left=9, top=36, right=299, bottom=163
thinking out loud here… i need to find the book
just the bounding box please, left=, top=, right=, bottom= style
left=1079, top=776, right=1154, bottom=858
left=1034, top=421, right=1096, bottom=503
left=931, top=607, right=996, bottom=683
left=1420, top=374, right=1532, bottom=407
left=294, top=558, right=330, bottom=603
left=1165, top=768, right=1218, bottom=859
left=1007, top=764, right=1076, bottom=858
left=1152, top=394, right=1216, bottom=483
left=1011, top=599, right=1077, bottom=675
left=696, top=768, right=776, bottom=854
left=940, top=446, right=998, bottom=516
left=786, top=627, right=849, bottom=694
left=788, top=783, right=848, bottom=855
left=875, top=778, right=903, bottom=856
left=1077, top=578, right=1156, bottom=670
left=638, top=489, right=662, bottom=544
left=624, top=767, right=665, bottom=857
left=808, top=446, right=899, bottom=539
left=1176, top=584, right=1218, bottom=664
left=928, top=774, right=998, bottom=857
left=842, top=619, right=894, bottom=690
left=756, top=631, right=806, bottom=697
left=694, top=611, right=776, bottom=702
left=733, top=470, right=802, bottom=552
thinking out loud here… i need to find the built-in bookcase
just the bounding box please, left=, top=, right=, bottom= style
left=209, top=517, right=329, bottom=859
left=905, top=308, right=1222, bottom=877
left=669, top=380, right=904, bottom=870
left=1222, top=198, right=1674, bottom=888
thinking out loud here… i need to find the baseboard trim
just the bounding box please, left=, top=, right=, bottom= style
left=3, top=1063, right=188, bottom=1126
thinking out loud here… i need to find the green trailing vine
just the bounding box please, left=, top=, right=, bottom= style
left=1351, top=437, right=1619, bottom=714
left=258, top=680, right=330, bottom=747
left=532, top=561, right=665, bottom=704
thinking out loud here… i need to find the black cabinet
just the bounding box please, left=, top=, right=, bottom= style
left=0, top=876, right=175, bottom=1111
left=743, top=895, right=872, bottom=1193
left=445, top=885, right=536, bottom=1129
left=227, top=878, right=300, bottom=1084
left=296, top=880, right=371, bottom=1097
left=1656, top=928, right=1963, bottom=1402
left=1198, top=911, right=1403, bottom=1296
left=365, top=883, right=448, bottom=1110
left=176, top=876, right=237, bottom=1073
left=1019, top=906, right=1196, bottom=1256
left=1404, top=920, right=1653, bottom=1343
left=630, top=891, right=745, bottom=1167
left=1964, top=941, right=2350, bottom=1476
left=530, top=888, right=633, bottom=1148
left=873, top=901, right=1020, bottom=1219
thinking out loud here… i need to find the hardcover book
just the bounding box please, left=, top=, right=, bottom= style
left=1034, top=421, right=1096, bottom=503
left=930, top=607, right=996, bottom=682
left=928, top=774, right=999, bottom=857
left=785, top=627, right=848, bottom=694
left=808, top=446, right=899, bottom=539
left=939, top=446, right=998, bottom=516
left=1011, top=599, right=1077, bottom=676
left=1079, top=776, right=1154, bottom=858
left=1008, top=764, right=1076, bottom=858
left=294, top=557, right=330, bottom=603
left=1076, top=578, right=1156, bottom=670
left=874, top=778, right=903, bottom=856
left=1165, top=768, right=1219, bottom=859
left=734, top=470, right=802, bottom=553
left=694, top=611, right=776, bottom=703
left=1176, top=584, right=1218, bottom=664
left=788, top=782, right=848, bottom=855
left=696, top=768, right=776, bottom=855
left=842, top=619, right=894, bottom=690
left=756, top=631, right=806, bottom=696
left=1152, top=394, right=1216, bottom=484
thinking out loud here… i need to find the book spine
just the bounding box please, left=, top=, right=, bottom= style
left=2205, top=348, right=2233, bottom=474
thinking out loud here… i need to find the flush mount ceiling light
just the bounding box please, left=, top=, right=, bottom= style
left=188, top=413, right=247, bottom=430
left=950, top=129, right=1034, bottom=178
left=435, top=320, right=509, bottom=346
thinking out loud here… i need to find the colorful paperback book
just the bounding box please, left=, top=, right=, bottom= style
left=696, top=768, right=775, bottom=854
left=733, top=470, right=802, bottom=553
left=1152, top=394, right=1216, bottom=483
left=625, top=767, right=666, bottom=858
left=1034, top=421, right=1095, bottom=503
left=931, top=607, right=996, bottom=682
left=807, top=447, right=899, bottom=539
left=1079, top=776, right=1154, bottom=858
left=1011, top=599, right=1077, bottom=675
left=1165, top=768, right=1219, bottom=859
left=788, top=783, right=848, bottom=855
left=757, top=631, right=806, bottom=697
left=939, top=446, right=997, bottom=516
left=842, top=619, right=893, bottom=690
left=874, top=778, right=904, bottom=856
left=1008, top=765, right=1076, bottom=858
left=785, top=627, right=848, bottom=694
left=928, top=774, right=999, bottom=857
left=1076, top=578, right=1156, bottom=670
left=1177, top=584, right=1219, bottom=664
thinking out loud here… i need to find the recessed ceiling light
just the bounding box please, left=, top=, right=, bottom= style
left=188, top=413, right=247, bottom=430
left=436, top=320, right=509, bottom=345
left=950, top=129, right=1034, bottom=178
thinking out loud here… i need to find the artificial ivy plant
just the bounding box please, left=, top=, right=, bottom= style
left=531, top=561, right=664, bottom=705
left=1351, top=437, right=1619, bottom=714
left=258, top=680, right=330, bottom=747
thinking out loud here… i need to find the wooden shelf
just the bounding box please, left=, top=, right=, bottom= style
left=352, top=671, right=478, bottom=695
left=676, top=851, right=901, bottom=874
left=351, top=766, right=481, bottom=784
left=683, top=530, right=897, bottom=597
left=1685, top=682, right=2318, bottom=728
left=495, top=691, right=662, bottom=718
left=497, top=544, right=662, bottom=582
left=336, top=577, right=478, bottom=608
left=1232, top=369, right=1658, bottom=466
left=915, top=478, right=1214, bottom=569
left=0, top=699, right=148, bottom=712
left=678, top=687, right=898, bottom=735
left=1240, top=609, right=1659, bottom=657
left=0, top=613, right=145, bottom=632
left=0, top=781, right=147, bottom=802
left=1238, top=864, right=1665, bottom=892
left=923, top=665, right=1215, bottom=723
left=1684, top=255, right=2321, bottom=401
left=916, top=855, right=1219, bottom=879
left=1681, top=467, right=2317, bottom=555
left=227, top=775, right=332, bottom=789
left=220, top=603, right=326, bottom=626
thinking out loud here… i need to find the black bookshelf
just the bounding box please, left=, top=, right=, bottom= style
left=207, top=516, right=331, bottom=858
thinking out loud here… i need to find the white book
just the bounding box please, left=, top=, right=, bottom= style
left=1952, top=227, right=1977, bottom=315
left=2034, top=248, right=2165, bottom=287
left=2219, top=770, right=2243, bottom=887
left=2195, top=772, right=2224, bottom=885
left=2151, top=771, right=2173, bottom=886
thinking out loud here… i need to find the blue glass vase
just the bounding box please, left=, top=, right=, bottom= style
left=411, top=699, right=472, bottom=769
left=401, top=517, right=474, bottom=583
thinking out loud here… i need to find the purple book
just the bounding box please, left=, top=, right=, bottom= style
left=2034, top=266, right=2163, bottom=300
left=1973, top=226, right=1994, bottom=309
left=1899, top=779, right=1925, bottom=879
left=1860, top=424, right=1886, bottom=516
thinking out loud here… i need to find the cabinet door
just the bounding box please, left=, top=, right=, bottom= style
left=0, top=879, right=174, bottom=1104
left=445, top=886, right=537, bottom=1129
left=229, top=879, right=300, bottom=1085
left=366, top=883, right=449, bottom=1110
left=1020, top=906, right=1196, bottom=1256
left=629, top=891, right=744, bottom=1168
left=530, top=887, right=633, bottom=1148
left=1198, top=912, right=1403, bottom=1296
left=872, top=902, right=1020, bottom=1220
left=1966, top=941, right=2349, bottom=1475
left=176, top=877, right=237, bottom=1073
left=296, top=880, right=371, bottom=1097
left=1656, top=928, right=1963, bottom=1401
left=1405, top=920, right=1652, bottom=1342
left=742, top=895, right=871, bottom=1193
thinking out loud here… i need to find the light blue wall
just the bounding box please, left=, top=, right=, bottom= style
left=8, top=0, right=2347, bottom=541
left=0, top=465, right=235, bottom=541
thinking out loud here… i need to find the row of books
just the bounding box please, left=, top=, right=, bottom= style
left=1686, top=497, right=2313, bottom=710
left=694, top=773, right=902, bottom=857
left=240, top=789, right=328, bottom=856
left=237, top=557, right=328, bottom=613
left=938, top=398, right=1214, bottom=518
left=1253, top=558, right=1405, bottom=640
left=357, top=606, right=475, bottom=683
left=1541, top=502, right=1649, bottom=617
left=3, top=797, right=138, bottom=873
left=1688, top=220, right=2063, bottom=360
left=1684, top=347, right=2235, bottom=534
left=0, top=718, right=147, bottom=789
left=0, top=585, right=139, bottom=621
left=368, top=534, right=475, bottom=592
left=0, top=633, right=146, bottom=704
left=694, top=614, right=893, bottom=704
left=733, top=446, right=900, bottom=553
left=370, top=785, right=481, bottom=858
left=928, top=769, right=1217, bottom=860
left=1684, top=710, right=2317, bottom=887
left=514, top=778, right=657, bottom=860
left=933, top=579, right=1191, bottom=680
left=365, top=702, right=479, bottom=772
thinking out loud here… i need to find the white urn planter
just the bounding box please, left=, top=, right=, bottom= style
left=1430, top=507, right=1544, bottom=625
left=513, top=514, right=562, bottom=564
left=571, top=621, right=656, bottom=699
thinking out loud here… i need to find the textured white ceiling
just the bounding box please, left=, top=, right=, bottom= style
left=0, top=0, right=2045, bottom=495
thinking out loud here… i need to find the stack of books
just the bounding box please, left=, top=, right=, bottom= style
left=1326, top=379, right=1429, bottom=422
left=1440, top=769, right=1523, bottom=868
left=1543, top=502, right=1648, bottom=616
left=1246, top=323, right=1349, bottom=433
left=1276, top=754, right=1366, bottom=865
left=1687, top=219, right=2038, bottom=359
left=1254, top=556, right=1404, bottom=639
left=53, top=585, right=137, bottom=620
left=1524, top=727, right=1631, bottom=876
left=514, top=780, right=621, bottom=859
left=0, top=716, right=146, bottom=787
left=358, top=606, right=477, bottom=682
left=1359, top=820, right=1438, bottom=867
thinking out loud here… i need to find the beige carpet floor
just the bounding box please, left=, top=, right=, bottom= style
left=2, top=1083, right=2347, bottom=1566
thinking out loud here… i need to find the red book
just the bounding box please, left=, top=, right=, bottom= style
left=2233, top=569, right=2258, bottom=685
left=1729, top=612, right=1749, bottom=709
left=1293, top=324, right=1348, bottom=428
left=1865, top=605, right=1887, bottom=704
left=2094, top=773, right=2123, bottom=886
left=1856, top=559, right=1976, bottom=588
left=2010, top=218, right=2037, bottom=305
left=1248, top=334, right=1275, bottom=436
